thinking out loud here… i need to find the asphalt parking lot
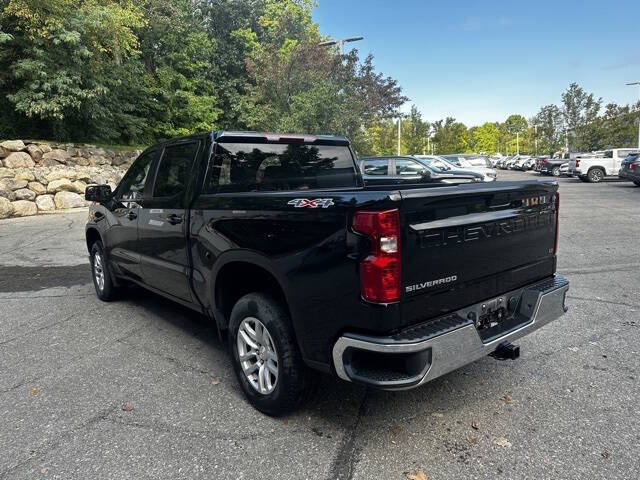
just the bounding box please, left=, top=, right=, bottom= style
left=1, top=170, right=639, bottom=480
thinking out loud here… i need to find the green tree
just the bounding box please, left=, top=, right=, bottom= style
left=401, top=105, right=429, bottom=154
left=472, top=122, right=500, bottom=154
left=533, top=104, right=564, bottom=155
left=561, top=82, right=602, bottom=151
left=431, top=117, right=469, bottom=154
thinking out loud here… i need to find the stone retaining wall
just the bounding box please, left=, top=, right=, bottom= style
left=0, top=140, right=141, bottom=219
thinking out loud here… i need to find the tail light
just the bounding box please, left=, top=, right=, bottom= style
left=554, top=192, right=560, bottom=254
left=575, top=159, right=580, bottom=168
left=352, top=209, right=401, bottom=303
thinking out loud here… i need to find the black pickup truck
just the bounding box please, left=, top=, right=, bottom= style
left=85, top=131, right=569, bottom=415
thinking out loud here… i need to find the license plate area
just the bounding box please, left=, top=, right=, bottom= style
left=459, top=290, right=533, bottom=343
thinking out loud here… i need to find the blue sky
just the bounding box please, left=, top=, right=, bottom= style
left=313, top=0, right=640, bottom=126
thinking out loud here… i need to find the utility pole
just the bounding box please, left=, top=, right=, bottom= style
left=319, top=36, right=364, bottom=55
left=397, top=117, right=402, bottom=155
left=626, top=82, right=640, bottom=149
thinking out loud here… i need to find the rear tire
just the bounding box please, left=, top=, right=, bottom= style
left=228, top=292, right=316, bottom=416
left=90, top=241, right=120, bottom=301
left=587, top=168, right=605, bottom=183
left=551, top=166, right=561, bottom=177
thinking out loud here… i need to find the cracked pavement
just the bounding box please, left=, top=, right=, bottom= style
left=1, top=171, right=639, bottom=479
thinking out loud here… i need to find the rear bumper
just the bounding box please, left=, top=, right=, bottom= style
left=332, top=275, right=569, bottom=389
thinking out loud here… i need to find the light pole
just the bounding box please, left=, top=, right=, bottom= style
left=397, top=117, right=402, bottom=155
left=319, top=36, right=364, bottom=55
left=534, top=124, right=538, bottom=156
left=626, top=82, right=640, bottom=148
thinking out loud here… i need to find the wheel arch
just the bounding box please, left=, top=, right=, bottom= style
left=85, top=227, right=102, bottom=253
left=212, top=257, right=294, bottom=334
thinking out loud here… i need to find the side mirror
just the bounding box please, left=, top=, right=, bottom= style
left=85, top=184, right=112, bottom=203
left=421, top=169, right=432, bottom=179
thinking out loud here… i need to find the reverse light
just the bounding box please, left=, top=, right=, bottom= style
left=353, top=209, right=401, bottom=303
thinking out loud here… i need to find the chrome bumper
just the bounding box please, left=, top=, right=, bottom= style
left=332, top=275, right=569, bottom=390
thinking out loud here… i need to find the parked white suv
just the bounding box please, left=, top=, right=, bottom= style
left=569, top=148, right=640, bottom=183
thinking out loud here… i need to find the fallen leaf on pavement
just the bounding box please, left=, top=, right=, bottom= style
left=389, top=425, right=402, bottom=435
left=431, top=412, right=444, bottom=418
left=471, top=421, right=479, bottom=430
left=502, top=393, right=512, bottom=404
left=601, top=451, right=610, bottom=459
left=407, top=467, right=428, bottom=480
left=493, top=437, right=512, bottom=448
left=211, top=376, right=221, bottom=385
left=468, top=436, right=478, bottom=445
left=122, top=402, right=135, bottom=412
left=29, top=387, right=40, bottom=396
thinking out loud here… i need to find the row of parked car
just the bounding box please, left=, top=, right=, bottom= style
left=357, top=149, right=640, bottom=187
left=359, top=154, right=498, bottom=185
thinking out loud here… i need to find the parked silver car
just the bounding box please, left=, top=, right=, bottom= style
left=416, top=155, right=497, bottom=182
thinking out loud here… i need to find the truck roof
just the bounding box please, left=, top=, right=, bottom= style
left=213, top=130, right=350, bottom=146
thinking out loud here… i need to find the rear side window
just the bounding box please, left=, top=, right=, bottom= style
left=153, top=142, right=199, bottom=198
left=205, top=142, right=357, bottom=193
left=395, top=159, right=425, bottom=175
left=362, top=159, right=389, bottom=175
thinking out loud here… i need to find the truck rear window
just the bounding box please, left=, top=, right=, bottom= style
left=204, top=142, right=358, bottom=193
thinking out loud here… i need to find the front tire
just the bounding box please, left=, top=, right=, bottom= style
left=587, top=168, right=605, bottom=183
left=228, top=293, right=315, bottom=416
left=633, top=180, right=640, bottom=187
left=90, top=241, right=120, bottom=301
left=551, top=166, right=561, bottom=177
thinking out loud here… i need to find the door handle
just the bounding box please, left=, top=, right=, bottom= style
left=127, top=211, right=137, bottom=220
left=167, top=214, right=183, bottom=225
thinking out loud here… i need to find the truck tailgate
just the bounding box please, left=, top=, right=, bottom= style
left=399, top=181, right=558, bottom=327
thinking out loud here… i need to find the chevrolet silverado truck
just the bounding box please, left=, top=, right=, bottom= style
left=84, top=131, right=569, bottom=415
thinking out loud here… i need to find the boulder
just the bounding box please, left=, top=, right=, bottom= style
left=14, top=170, right=35, bottom=182
left=71, top=180, right=87, bottom=194
left=0, top=178, right=28, bottom=191
left=47, top=178, right=74, bottom=193
left=0, top=189, right=16, bottom=201
left=69, top=156, right=89, bottom=166
left=46, top=169, right=78, bottom=182
left=41, top=149, right=69, bottom=165
left=88, top=155, right=109, bottom=166
left=0, top=197, right=11, bottom=218
left=10, top=200, right=37, bottom=216
left=14, top=188, right=36, bottom=201
left=26, top=144, right=43, bottom=163
left=33, top=170, right=49, bottom=185
left=28, top=182, right=47, bottom=195
left=0, top=167, right=13, bottom=178
left=39, top=144, right=52, bottom=154
left=35, top=194, right=56, bottom=212
left=0, top=140, right=26, bottom=152
left=54, top=191, right=85, bottom=209
left=3, top=152, right=35, bottom=168
left=0, top=146, right=9, bottom=158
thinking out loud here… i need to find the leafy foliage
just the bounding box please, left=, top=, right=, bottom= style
left=0, top=0, right=406, bottom=145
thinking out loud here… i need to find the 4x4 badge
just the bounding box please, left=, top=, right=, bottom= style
left=288, top=198, right=335, bottom=208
